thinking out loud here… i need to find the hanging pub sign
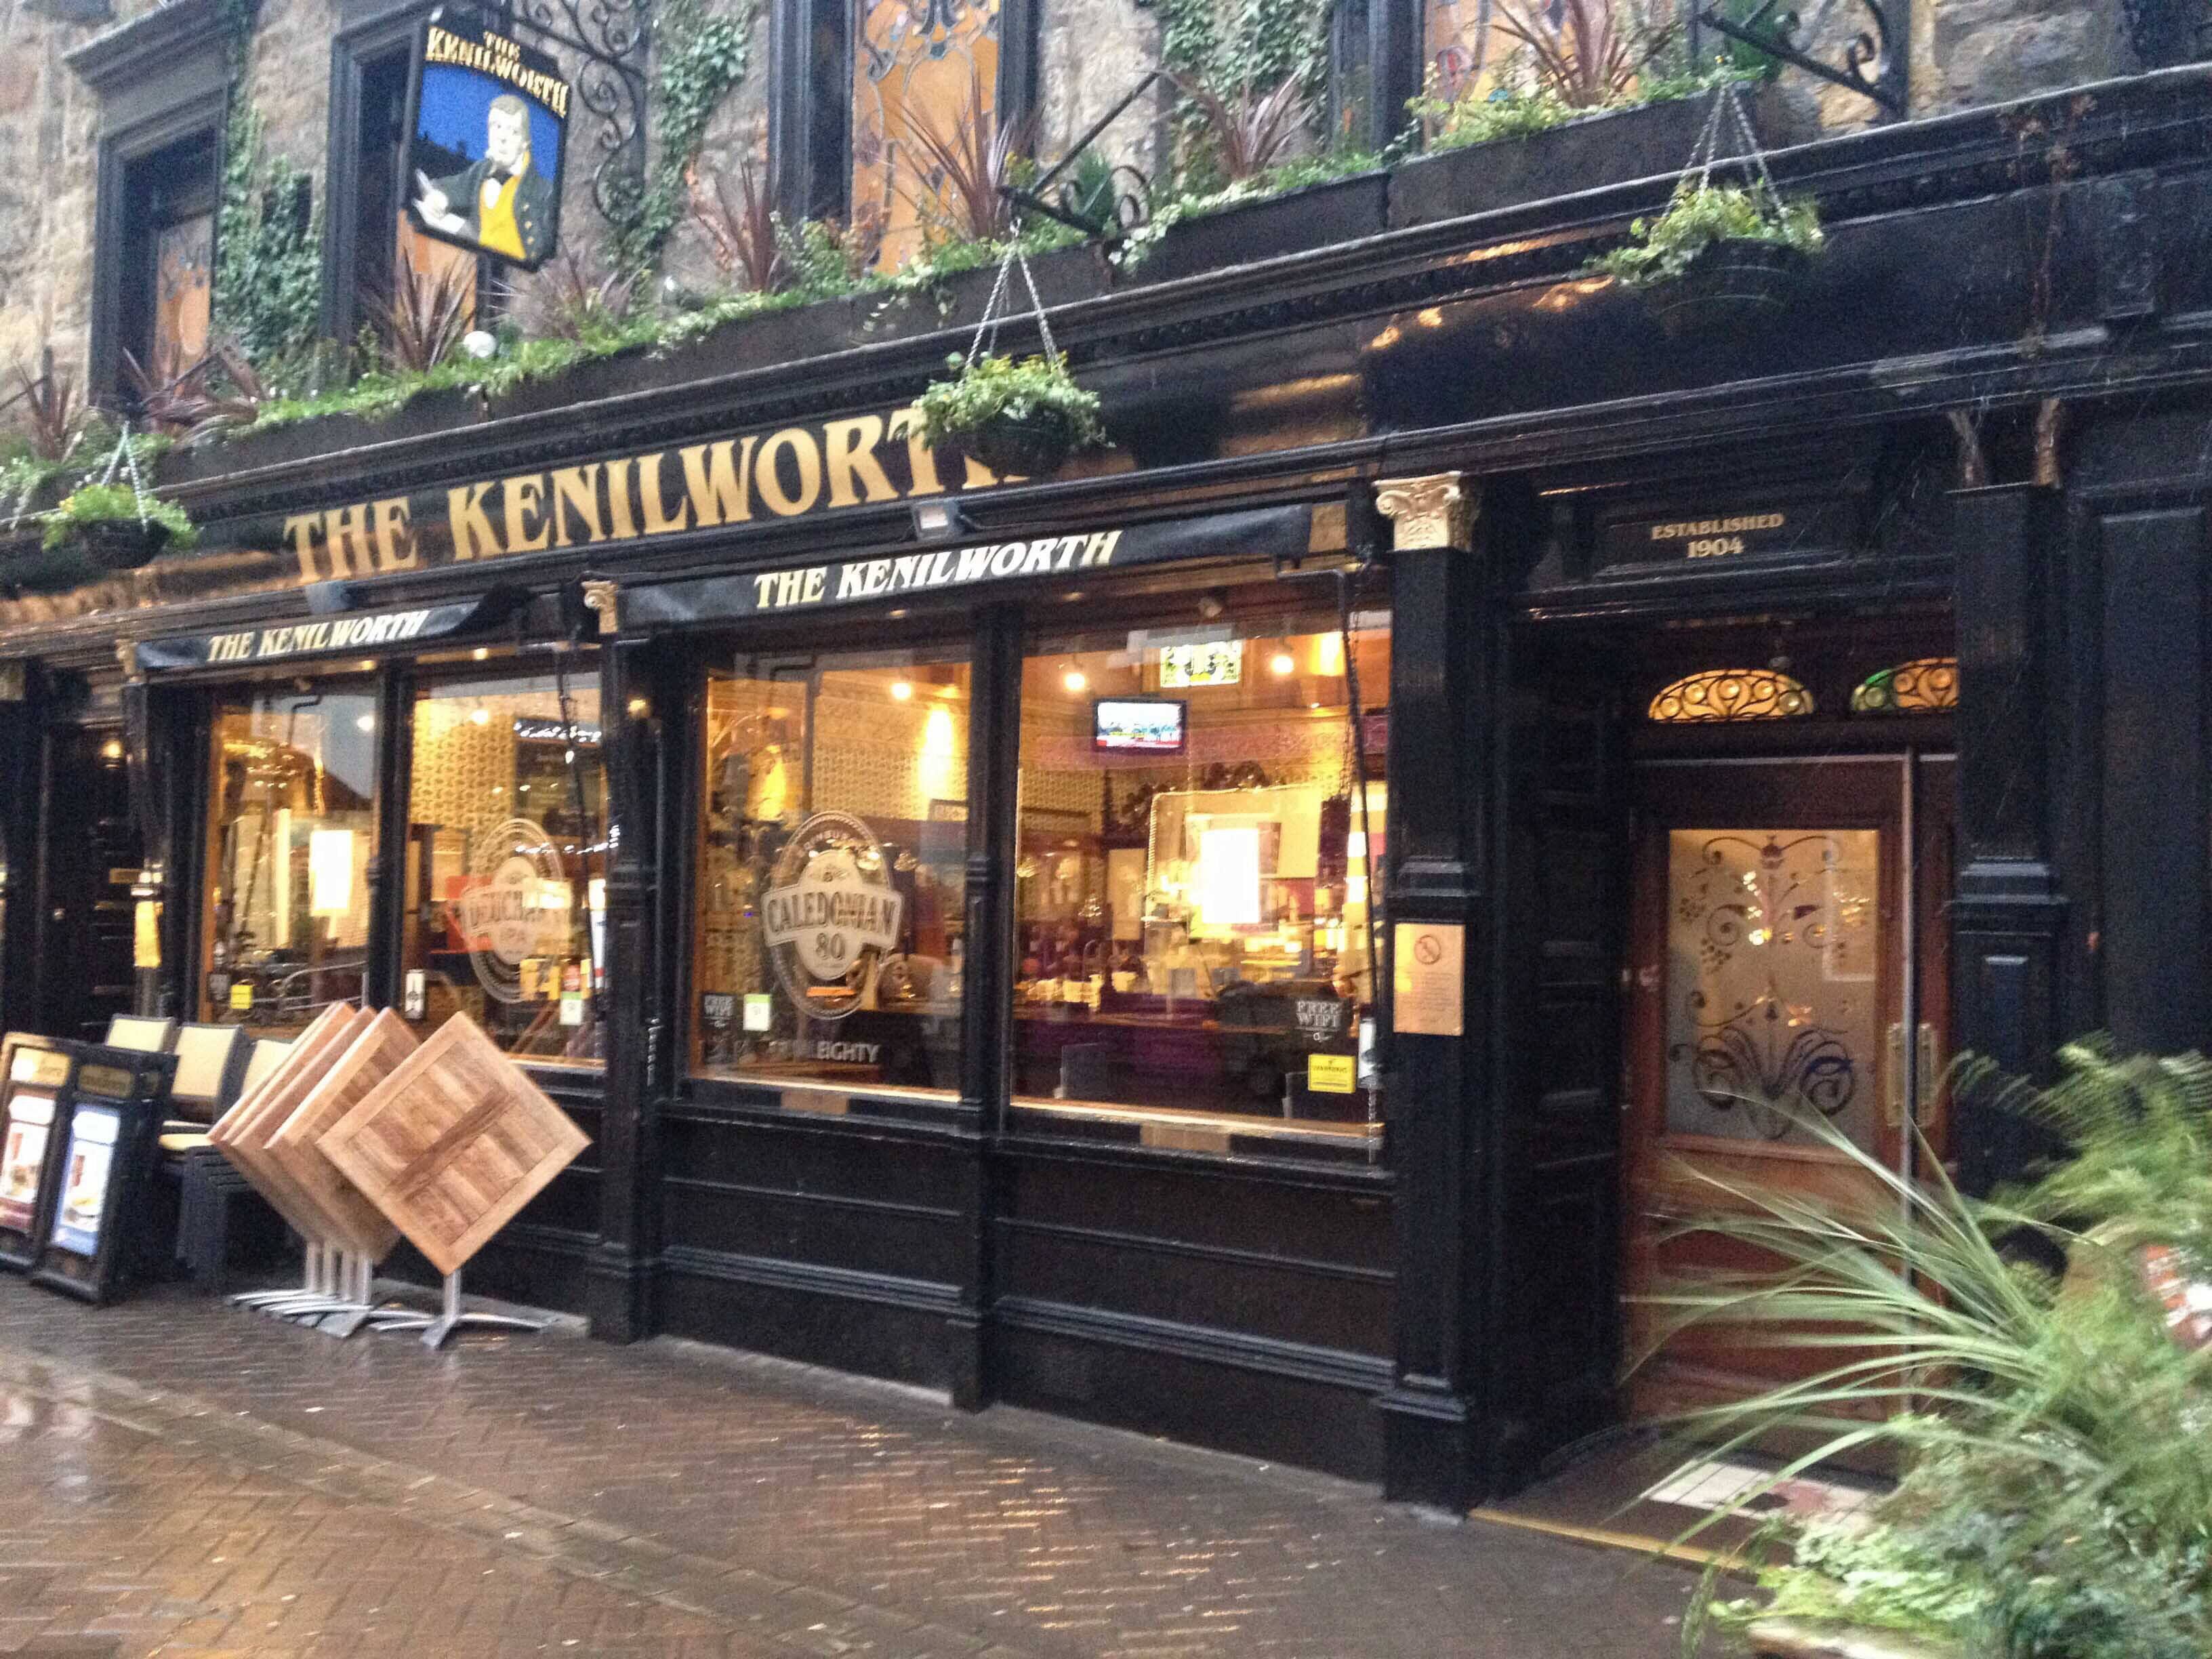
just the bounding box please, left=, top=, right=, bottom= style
left=405, top=12, right=571, bottom=270
left=30, top=1044, right=174, bottom=1305
left=0, top=1035, right=74, bottom=1271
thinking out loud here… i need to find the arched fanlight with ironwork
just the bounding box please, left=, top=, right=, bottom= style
left=1648, top=668, right=1815, bottom=724
left=1850, top=657, right=1958, bottom=714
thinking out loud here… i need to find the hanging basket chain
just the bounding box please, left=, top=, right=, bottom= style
left=1685, top=80, right=1784, bottom=218
left=91, top=419, right=155, bottom=529
left=964, top=243, right=1063, bottom=375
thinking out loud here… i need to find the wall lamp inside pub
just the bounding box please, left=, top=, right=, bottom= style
left=912, top=501, right=971, bottom=542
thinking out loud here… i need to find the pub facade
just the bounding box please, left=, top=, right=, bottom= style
left=0, top=0, right=2203, bottom=1510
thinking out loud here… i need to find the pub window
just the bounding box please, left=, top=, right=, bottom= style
left=199, top=683, right=381, bottom=1036
left=693, top=648, right=970, bottom=1093
left=853, top=0, right=1004, bottom=271
left=115, top=130, right=220, bottom=390
left=1010, top=587, right=1389, bottom=1144
left=1648, top=668, right=1814, bottom=723
left=1850, top=657, right=1959, bottom=714
left=402, top=668, right=606, bottom=1065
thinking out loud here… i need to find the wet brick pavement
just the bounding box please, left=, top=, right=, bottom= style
left=0, top=1275, right=1707, bottom=1657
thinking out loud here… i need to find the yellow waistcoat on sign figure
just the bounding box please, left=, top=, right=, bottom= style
left=478, top=174, right=526, bottom=262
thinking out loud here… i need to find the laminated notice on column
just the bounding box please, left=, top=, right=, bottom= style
left=1392, top=922, right=1465, bottom=1037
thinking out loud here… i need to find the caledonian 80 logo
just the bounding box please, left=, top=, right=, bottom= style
left=760, top=812, right=905, bottom=1021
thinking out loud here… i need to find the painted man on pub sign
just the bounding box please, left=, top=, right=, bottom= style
left=405, top=20, right=570, bottom=270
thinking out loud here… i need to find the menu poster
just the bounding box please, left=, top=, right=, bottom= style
left=0, top=1092, right=58, bottom=1233
left=47, top=1107, right=119, bottom=1258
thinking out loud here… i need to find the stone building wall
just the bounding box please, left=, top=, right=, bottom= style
left=0, top=0, right=2162, bottom=397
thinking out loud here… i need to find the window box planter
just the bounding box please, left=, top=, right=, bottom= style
left=1389, top=87, right=1804, bottom=232
left=1122, top=169, right=1391, bottom=287
left=157, top=384, right=484, bottom=485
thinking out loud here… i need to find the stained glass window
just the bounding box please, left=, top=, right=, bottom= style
left=1423, top=0, right=1503, bottom=104
left=1850, top=657, right=1959, bottom=714
left=853, top=0, right=1002, bottom=272
left=152, top=215, right=213, bottom=380
left=1648, top=669, right=1815, bottom=723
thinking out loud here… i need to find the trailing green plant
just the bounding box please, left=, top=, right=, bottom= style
left=213, top=105, right=324, bottom=369
left=1589, top=178, right=1821, bottom=287
left=1151, top=0, right=1332, bottom=184
left=1407, top=79, right=1579, bottom=150
left=41, top=483, right=197, bottom=553
left=915, top=351, right=1105, bottom=451
left=1652, top=1046, right=2212, bottom=1659
left=612, top=0, right=755, bottom=274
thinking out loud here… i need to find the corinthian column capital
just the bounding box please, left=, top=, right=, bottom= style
left=1374, top=472, right=1477, bottom=553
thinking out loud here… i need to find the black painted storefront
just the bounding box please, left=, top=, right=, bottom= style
left=2, top=68, right=2211, bottom=1509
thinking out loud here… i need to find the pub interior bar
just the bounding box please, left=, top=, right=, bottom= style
left=2, top=8, right=2210, bottom=1512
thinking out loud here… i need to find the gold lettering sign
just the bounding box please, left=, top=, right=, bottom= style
left=283, top=404, right=1011, bottom=584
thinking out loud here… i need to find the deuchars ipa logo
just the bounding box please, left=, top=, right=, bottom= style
left=459, top=817, right=573, bottom=1003
left=760, top=812, right=904, bottom=1020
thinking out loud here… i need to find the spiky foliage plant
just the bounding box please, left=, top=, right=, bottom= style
left=1495, top=0, right=1675, bottom=108
left=1654, top=1045, right=2212, bottom=1659
left=901, top=74, right=1036, bottom=246
left=685, top=156, right=787, bottom=293
left=362, top=247, right=475, bottom=375
left=1169, top=74, right=1311, bottom=185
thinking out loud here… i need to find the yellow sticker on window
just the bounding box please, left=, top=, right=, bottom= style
left=228, top=982, right=253, bottom=1012
left=1309, top=1054, right=1356, bottom=1094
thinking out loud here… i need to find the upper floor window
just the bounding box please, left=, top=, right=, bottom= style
left=854, top=0, right=1003, bottom=270
left=329, top=14, right=482, bottom=347
left=118, top=131, right=220, bottom=387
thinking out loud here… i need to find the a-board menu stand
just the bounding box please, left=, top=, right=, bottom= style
left=0, top=1035, right=76, bottom=1271
left=30, top=1044, right=177, bottom=1305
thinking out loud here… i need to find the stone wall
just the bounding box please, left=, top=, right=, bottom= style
left=0, top=0, right=2163, bottom=401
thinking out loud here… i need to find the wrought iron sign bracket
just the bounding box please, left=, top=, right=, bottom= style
left=1000, top=69, right=1168, bottom=241
left=438, top=0, right=649, bottom=232
left=1698, top=0, right=1908, bottom=119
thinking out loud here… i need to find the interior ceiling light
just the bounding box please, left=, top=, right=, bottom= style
left=890, top=680, right=914, bottom=701
left=1063, top=668, right=1088, bottom=694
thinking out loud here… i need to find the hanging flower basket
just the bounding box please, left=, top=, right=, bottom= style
left=916, top=248, right=1106, bottom=480
left=965, top=405, right=1081, bottom=478
left=1587, top=83, right=1822, bottom=335
left=1650, top=235, right=1812, bottom=337
left=69, top=514, right=173, bottom=572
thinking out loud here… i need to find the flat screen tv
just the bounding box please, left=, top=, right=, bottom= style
left=1094, top=697, right=1187, bottom=754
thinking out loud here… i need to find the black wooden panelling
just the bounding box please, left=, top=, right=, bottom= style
left=663, top=1177, right=965, bottom=1282
left=991, top=1313, right=1387, bottom=1481
left=994, top=1154, right=1393, bottom=1274
left=2099, top=508, right=2211, bottom=1052
left=659, top=1249, right=956, bottom=1389
left=991, top=1217, right=1390, bottom=1355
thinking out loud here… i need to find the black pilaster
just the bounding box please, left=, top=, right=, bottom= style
left=2095, top=504, right=2211, bottom=1055
left=0, top=664, right=48, bottom=1038
left=1950, top=484, right=2068, bottom=1192
left=363, top=663, right=411, bottom=1012
left=589, top=599, right=665, bottom=1343
left=951, top=602, right=1021, bottom=1411
left=121, top=665, right=186, bottom=1019
left=1371, top=472, right=1503, bottom=1511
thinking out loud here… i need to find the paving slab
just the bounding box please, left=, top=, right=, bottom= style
left=0, top=1276, right=1715, bottom=1658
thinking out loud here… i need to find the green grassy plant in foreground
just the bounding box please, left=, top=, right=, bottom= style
left=1658, top=1042, right=2212, bottom=1658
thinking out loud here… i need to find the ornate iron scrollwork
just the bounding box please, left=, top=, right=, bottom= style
left=470, top=0, right=651, bottom=234
left=1698, top=1, right=1908, bottom=119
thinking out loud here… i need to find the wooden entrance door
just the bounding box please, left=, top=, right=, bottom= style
left=35, top=727, right=142, bottom=1042
left=1622, top=754, right=1953, bottom=1413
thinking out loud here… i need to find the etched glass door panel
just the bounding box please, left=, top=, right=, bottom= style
left=1663, top=827, right=1881, bottom=1149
